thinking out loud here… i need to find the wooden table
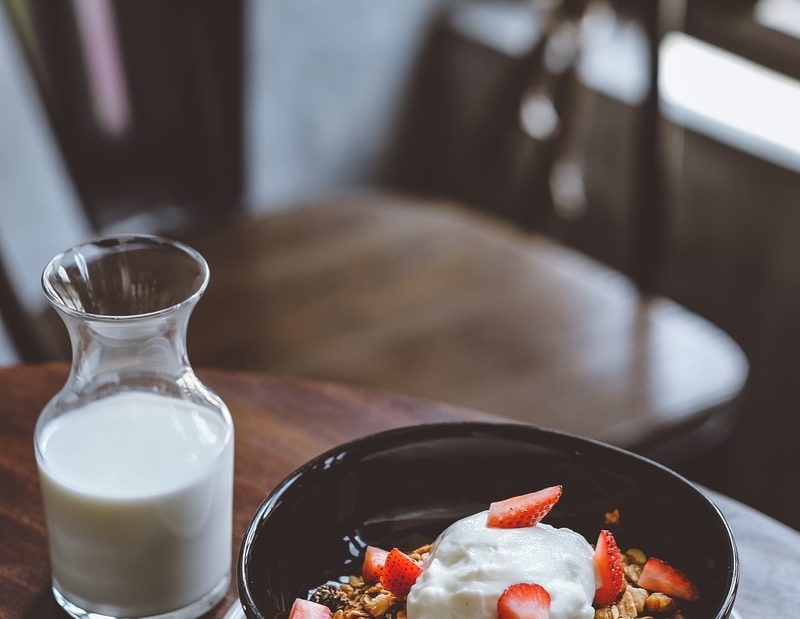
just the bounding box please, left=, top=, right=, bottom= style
left=1, top=365, right=795, bottom=619
left=188, top=195, right=749, bottom=463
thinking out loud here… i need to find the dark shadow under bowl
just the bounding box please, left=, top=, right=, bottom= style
left=238, top=423, right=738, bottom=619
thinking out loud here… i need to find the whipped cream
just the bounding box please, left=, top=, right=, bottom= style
left=406, top=512, right=595, bottom=619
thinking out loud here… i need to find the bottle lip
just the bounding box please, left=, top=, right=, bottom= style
left=41, top=234, right=210, bottom=323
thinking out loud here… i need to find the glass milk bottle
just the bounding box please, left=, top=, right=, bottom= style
left=35, top=236, right=234, bottom=619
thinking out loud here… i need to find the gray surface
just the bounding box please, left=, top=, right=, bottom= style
left=710, top=490, right=800, bottom=617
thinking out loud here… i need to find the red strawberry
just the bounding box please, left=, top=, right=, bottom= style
left=379, top=548, right=422, bottom=598
left=487, top=486, right=563, bottom=528
left=288, top=598, right=332, bottom=619
left=497, top=583, right=551, bottom=619
left=638, top=557, right=699, bottom=601
left=362, top=545, right=389, bottom=583
left=593, top=529, right=625, bottom=607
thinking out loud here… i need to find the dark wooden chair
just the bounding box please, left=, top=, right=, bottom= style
left=0, top=0, right=748, bottom=464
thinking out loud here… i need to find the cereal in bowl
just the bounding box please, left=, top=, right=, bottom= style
left=287, top=487, right=698, bottom=619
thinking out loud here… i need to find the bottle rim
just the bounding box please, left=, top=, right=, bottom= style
left=41, top=234, right=210, bottom=323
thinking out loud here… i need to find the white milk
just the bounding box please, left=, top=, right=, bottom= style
left=36, top=391, right=234, bottom=617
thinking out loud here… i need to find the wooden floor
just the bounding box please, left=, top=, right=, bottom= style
left=188, top=193, right=746, bottom=461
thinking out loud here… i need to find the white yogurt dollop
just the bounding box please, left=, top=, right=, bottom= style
left=406, top=511, right=595, bottom=619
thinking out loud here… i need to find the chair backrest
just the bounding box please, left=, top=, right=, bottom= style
left=385, top=2, right=567, bottom=210
left=8, top=0, right=593, bottom=238
left=4, top=0, right=457, bottom=230
left=2, top=0, right=244, bottom=235
left=388, top=0, right=668, bottom=292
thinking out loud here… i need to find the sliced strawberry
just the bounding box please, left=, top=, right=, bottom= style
left=638, top=557, right=699, bottom=601
left=362, top=545, right=389, bottom=583
left=497, top=583, right=551, bottom=619
left=487, top=486, right=563, bottom=528
left=288, top=598, right=332, bottom=619
left=379, top=548, right=422, bottom=598
left=593, top=529, right=625, bottom=607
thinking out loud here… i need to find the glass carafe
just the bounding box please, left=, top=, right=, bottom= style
left=35, top=235, right=234, bottom=619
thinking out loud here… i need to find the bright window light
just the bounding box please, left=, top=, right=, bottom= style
left=755, top=0, right=800, bottom=39
left=660, top=32, right=800, bottom=173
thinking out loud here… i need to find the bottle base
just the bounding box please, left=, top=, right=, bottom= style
left=52, top=572, right=230, bottom=619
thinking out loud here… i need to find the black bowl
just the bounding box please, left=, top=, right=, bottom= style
left=238, top=423, right=738, bottom=619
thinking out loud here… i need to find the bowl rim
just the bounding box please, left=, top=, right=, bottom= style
left=237, top=421, right=739, bottom=619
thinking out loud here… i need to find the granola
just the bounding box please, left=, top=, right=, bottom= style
left=311, top=546, right=431, bottom=619
left=286, top=487, right=699, bottom=619
left=310, top=544, right=692, bottom=619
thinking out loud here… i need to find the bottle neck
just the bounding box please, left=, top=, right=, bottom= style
left=61, top=307, right=194, bottom=396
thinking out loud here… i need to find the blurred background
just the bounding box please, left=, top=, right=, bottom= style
left=1, top=0, right=798, bottom=529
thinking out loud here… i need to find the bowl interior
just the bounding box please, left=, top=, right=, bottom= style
left=239, top=423, right=737, bottom=619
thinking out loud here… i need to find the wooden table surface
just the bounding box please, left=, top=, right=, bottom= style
left=1, top=364, right=796, bottom=619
